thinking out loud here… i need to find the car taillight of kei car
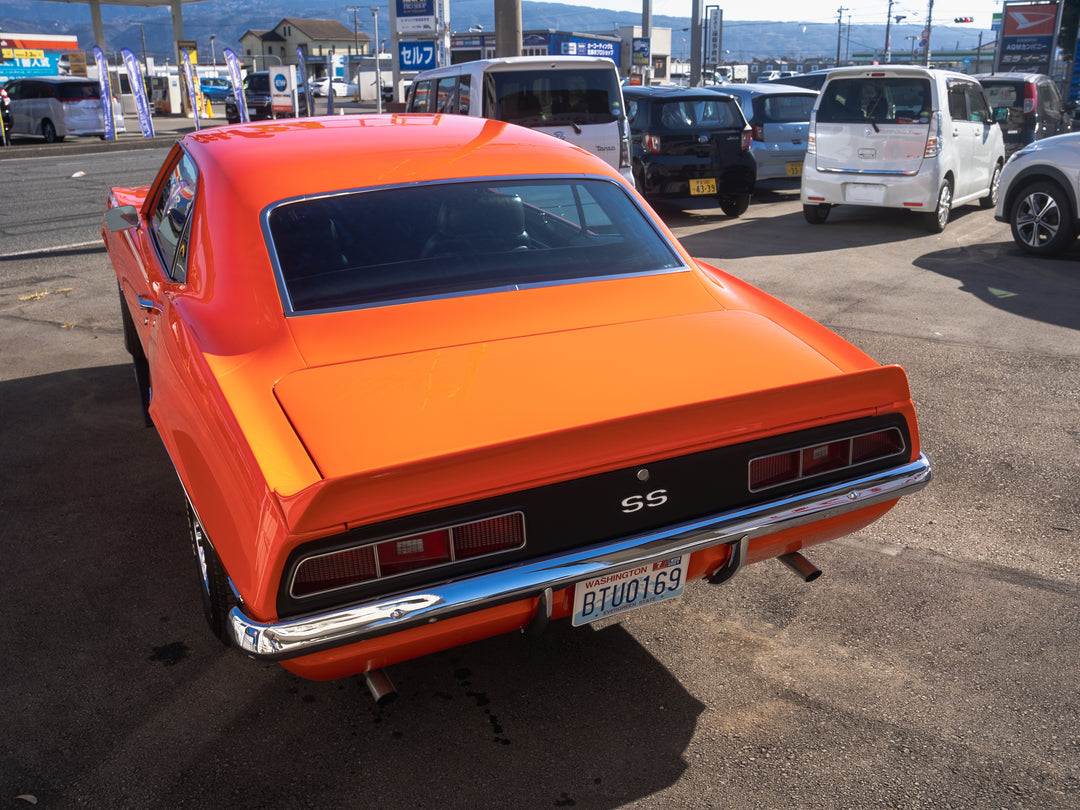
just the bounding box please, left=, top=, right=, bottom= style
left=923, top=111, right=942, bottom=158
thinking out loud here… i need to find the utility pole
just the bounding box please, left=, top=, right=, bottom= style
left=372, top=7, right=381, bottom=113
left=348, top=6, right=361, bottom=55
left=845, top=13, right=852, bottom=61
left=835, top=7, right=847, bottom=66
left=923, top=0, right=934, bottom=66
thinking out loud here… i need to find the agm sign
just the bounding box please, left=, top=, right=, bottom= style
left=994, top=0, right=1061, bottom=75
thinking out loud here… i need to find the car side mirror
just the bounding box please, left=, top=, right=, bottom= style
left=993, top=106, right=1009, bottom=123
left=104, top=204, right=140, bottom=231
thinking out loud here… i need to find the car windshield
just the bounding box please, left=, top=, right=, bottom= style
left=485, top=68, right=622, bottom=126
left=247, top=74, right=269, bottom=93
left=816, top=78, right=931, bottom=124
left=268, top=178, right=684, bottom=313
left=756, top=93, right=817, bottom=122
left=980, top=82, right=1021, bottom=108
left=656, top=98, right=743, bottom=129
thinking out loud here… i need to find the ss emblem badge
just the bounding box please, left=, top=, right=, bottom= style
left=620, top=489, right=669, bottom=514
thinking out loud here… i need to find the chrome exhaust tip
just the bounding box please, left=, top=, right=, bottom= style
left=778, top=551, right=822, bottom=582
left=363, top=668, right=398, bottom=707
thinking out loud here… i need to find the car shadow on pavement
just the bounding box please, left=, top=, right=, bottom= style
left=0, top=363, right=705, bottom=808
left=670, top=200, right=969, bottom=261
left=914, top=240, right=1080, bottom=332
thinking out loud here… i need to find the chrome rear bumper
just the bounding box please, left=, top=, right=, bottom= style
left=230, top=454, right=931, bottom=660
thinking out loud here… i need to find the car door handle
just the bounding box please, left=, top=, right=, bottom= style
left=137, top=295, right=162, bottom=314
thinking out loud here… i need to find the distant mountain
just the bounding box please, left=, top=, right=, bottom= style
left=2, top=0, right=989, bottom=66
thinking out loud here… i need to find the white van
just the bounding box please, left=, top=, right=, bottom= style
left=405, top=56, right=632, bottom=180
left=4, top=76, right=126, bottom=143
left=801, top=66, right=1006, bottom=232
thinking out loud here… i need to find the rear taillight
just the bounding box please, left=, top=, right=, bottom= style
left=644, top=133, right=662, bottom=154
left=750, top=123, right=764, bottom=142
left=748, top=428, right=906, bottom=492
left=924, top=111, right=941, bottom=158
left=291, top=512, right=526, bottom=597
left=806, top=131, right=816, bottom=156
left=1023, top=82, right=1036, bottom=115
left=740, top=128, right=752, bottom=151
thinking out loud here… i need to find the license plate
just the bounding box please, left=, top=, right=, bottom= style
left=785, top=161, right=803, bottom=177
left=845, top=183, right=886, bottom=203
left=571, top=555, right=688, bottom=626
left=689, top=178, right=717, bottom=195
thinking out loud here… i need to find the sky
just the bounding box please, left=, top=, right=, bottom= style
left=549, top=0, right=1004, bottom=31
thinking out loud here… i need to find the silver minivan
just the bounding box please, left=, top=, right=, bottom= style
left=801, top=66, right=1005, bottom=232
left=405, top=56, right=632, bottom=181
left=3, top=76, right=125, bottom=143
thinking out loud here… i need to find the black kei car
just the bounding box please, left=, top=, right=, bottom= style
left=974, top=72, right=1072, bottom=157
left=224, top=71, right=309, bottom=123
left=624, top=86, right=756, bottom=216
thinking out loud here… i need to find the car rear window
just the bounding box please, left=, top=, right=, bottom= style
left=755, top=93, right=817, bottom=123
left=816, top=78, right=932, bottom=124
left=484, top=68, right=622, bottom=127
left=980, top=82, right=1022, bottom=108
left=268, top=178, right=684, bottom=313
left=56, top=82, right=100, bottom=101
left=654, top=98, right=743, bottom=129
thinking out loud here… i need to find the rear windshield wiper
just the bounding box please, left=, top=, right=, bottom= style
left=864, top=95, right=882, bottom=132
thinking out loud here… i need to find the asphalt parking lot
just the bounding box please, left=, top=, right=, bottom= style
left=0, top=125, right=1078, bottom=808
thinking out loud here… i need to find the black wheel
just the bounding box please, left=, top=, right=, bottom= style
left=41, top=120, right=62, bottom=143
left=187, top=500, right=234, bottom=646
left=924, top=180, right=952, bottom=233
left=803, top=203, right=831, bottom=224
left=117, top=287, right=153, bottom=426
left=718, top=194, right=750, bottom=217
left=1010, top=180, right=1077, bottom=255
left=980, top=162, right=1002, bottom=209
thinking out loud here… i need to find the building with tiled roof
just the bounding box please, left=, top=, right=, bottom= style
left=239, top=18, right=371, bottom=72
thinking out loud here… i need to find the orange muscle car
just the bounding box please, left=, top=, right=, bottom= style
left=102, top=114, right=930, bottom=693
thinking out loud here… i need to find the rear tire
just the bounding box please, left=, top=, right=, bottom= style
left=924, top=181, right=952, bottom=233
left=980, top=162, right=1002, bottom=209
left=803, top=203, right=831, bottom=224
left=718, top=194, right=750, bottom=217
left=187, top=500, right=234, bottom=646
left=1010, top=180, right=1077, bottom=255
left=42, top=120, right=63, bottom=143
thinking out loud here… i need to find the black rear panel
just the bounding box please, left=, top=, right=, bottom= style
left=277, top=414, right=911, bottom=617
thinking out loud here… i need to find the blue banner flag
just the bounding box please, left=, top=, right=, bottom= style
left=180, top=47, right=200, bottom=130
left=223, top=48, right=248, bottom=123
left=121, top=49, right=155, bottom=138
left=92, top=46, right=116, bottom=140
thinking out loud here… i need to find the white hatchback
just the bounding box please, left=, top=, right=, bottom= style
left=801, top=66, right=1005, bottom=232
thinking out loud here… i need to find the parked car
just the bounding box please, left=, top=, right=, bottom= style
left=101, top=113, right=930, bottom=690
left=3, top=76, right=126, bottom=142
left=801, top=66, right=1006, bottom=232
left=705, top=83, right=818, bottom=180
left=198, top=76, right=233, bottom=102
left=994, top=131, right=1080, bottom=255
left=311, top=76, right=356, bottom=97
left=624, top=86, right=756, bottom=216
left=1, top=85, right=11, bottom=143
left=405, top=56, right=633, bottom=181
left=974, top=72, right=1072, bottom=157
left=224, top=71, right=309, bottom=123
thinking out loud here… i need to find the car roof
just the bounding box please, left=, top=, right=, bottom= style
left=706, top=83, right=817, bottom=97
left=183, top=113, right=621, bottom=214
left=623, top=86, right=735, bottom=100
left=9, top=76, right=96, bottom=85
left=973, top=72, right=1050, bottom=82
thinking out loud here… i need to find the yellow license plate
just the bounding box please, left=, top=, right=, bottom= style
left=689, top=178, right=717, bottom=195
left=785, top=161, right=803, bottom=177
